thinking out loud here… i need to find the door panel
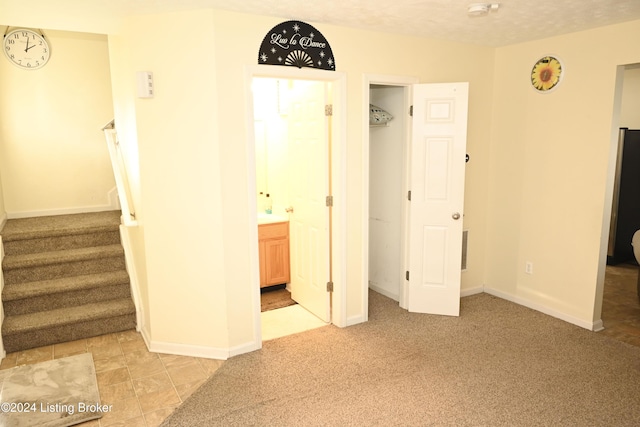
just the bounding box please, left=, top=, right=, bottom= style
left=288, top=80, right=331, bottom=322
left=408, top=83, right=468, bottom=316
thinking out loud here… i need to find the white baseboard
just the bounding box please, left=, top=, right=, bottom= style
left=148, top=339, right=231, bottom=360
left=139, top=324, right=152, bottom=350
left=368, top=283, right=399, bottom=301
left=483, top=286, right=599, bottom=331
left=0, top=212, right=7, bottom=230
left=6, top=188, right=120, bottom=219
left=7, top=205, right=118, bottom=219
left=346, top=314, right=367, bottom=326
left=229, top=340, right=261, bottom=358
left=592, top=319, right=604, bottom=332
left=139, top=323, right=261, bottom=360
left=461, top=286, right=484, bottom=297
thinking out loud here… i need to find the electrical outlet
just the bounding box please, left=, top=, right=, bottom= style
left=525, top=261, right=533, bottom=275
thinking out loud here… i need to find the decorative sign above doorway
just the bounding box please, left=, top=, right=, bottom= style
left=258, top=20, right=335, bottom=71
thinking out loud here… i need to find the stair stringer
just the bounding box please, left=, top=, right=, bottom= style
left=119, top=223, right=145, bottom=338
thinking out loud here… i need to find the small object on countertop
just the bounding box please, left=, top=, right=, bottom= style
left=265, top=193, right=272, bottom=214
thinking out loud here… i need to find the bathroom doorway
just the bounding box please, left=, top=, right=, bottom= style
left=253, top=76, right=330, bottom=339
left=249, top=69, right=345, bottom=342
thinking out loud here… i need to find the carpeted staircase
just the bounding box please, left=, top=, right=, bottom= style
left=0, top=211, right=136, bottom=353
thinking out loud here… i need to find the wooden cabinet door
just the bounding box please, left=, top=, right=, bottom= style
left=264, top=238, right=290, bottom=286
left=258, top=222, right=290, bottom=288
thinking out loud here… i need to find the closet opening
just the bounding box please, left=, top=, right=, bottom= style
left=364, top=76, right=416, bottom=317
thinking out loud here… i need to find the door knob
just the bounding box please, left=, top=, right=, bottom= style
left=285, top=206, right=294, bottom=213
left=452, top=212, right=461, bottom=220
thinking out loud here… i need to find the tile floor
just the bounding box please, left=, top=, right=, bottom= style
left=0, top=305, right=324, bottom=427
left=0, top=330, right=224, bottom=427
left=261, top=304, right=328, bottom=341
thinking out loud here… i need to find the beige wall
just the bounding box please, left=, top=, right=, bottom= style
left=487, top=20, right=640, bottom=326
left=5, top=3, right=639, bottom=357
left=109, top=9, right=496, bottom=351
left=0, top=8, right=495, bottom=355
left=108, top=10, right=232, bottom=354
left=0, top=29, right=115, bottom=216
left=106, top=28, right=151, bottom=346
left=210, top=10, right=494, bottom=344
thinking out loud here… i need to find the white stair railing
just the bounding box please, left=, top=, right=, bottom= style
left=102, top=120, right=137, bottom=226
left=102, top=120, right=143, bottom=333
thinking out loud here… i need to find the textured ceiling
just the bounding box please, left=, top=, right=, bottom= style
left=107, top=0, right=640, bottom=46
left=4, top=0, right=640, bottom=46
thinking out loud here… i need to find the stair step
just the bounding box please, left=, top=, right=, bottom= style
left=0, top=211, right=122, bottom=256
left=0, top=210, right=137, bottom=353
left=3, top=245, right=124, bottom=270
left=2, top=271, right=131, bottom=315
left=3, top=298, right=135, bottom=334
left=2, top=229, right=121, bottom=256
left=3, top=270, right=130, bottom=301
left=0, top=211, right=121, bottom=242
left=2, top=298, right=136, bottom=354
left=2, top=245, right=125, bottom=285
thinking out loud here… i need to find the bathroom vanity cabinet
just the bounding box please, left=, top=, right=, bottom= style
left=258, top=221, right=290, bottom=288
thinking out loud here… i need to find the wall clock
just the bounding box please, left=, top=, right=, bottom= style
left=3, top=28, right=51, bottom=70
left=531, top=56, right=563, bottom=93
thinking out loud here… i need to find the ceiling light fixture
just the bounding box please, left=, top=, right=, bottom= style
left=467, top=3, right=500, bottom=17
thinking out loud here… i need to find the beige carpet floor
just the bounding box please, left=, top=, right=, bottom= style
left=161, top=291, right=640, bottom=426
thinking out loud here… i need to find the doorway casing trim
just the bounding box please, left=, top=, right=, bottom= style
left=244, top=65, right=348, bottom=349
left=594, top=64, right=627, bottom=330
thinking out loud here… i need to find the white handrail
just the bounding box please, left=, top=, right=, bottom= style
left=102, top=120, right=137, bottom=226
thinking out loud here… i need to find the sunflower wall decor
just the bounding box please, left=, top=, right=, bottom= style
left=531, top=56, right=563, bottom=92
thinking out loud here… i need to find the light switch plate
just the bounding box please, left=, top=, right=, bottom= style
left=136, top=71, right=154, bottom=98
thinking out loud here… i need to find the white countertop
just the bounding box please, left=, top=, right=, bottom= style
left=257, top=213, right=288, bottom=225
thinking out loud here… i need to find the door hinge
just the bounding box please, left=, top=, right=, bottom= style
left=407, top=190, right=411, bottom=201
left=325, top=104, right=333, bottom=116
left=326, top=281, right=334, bottom=292
left=326, top=195, right=334, bottom=207
left=409, top=105, right=413, bottom=117
left=406, top=271, right=410, bottom=281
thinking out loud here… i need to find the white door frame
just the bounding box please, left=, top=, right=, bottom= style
left=594, top=64, right=627, bottom=330
left=362, top=74, right=418, bottom=320
left=245, top=65, right=348, bottom=344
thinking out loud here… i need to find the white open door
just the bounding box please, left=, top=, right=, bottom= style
left=407, top=82, right=469, bottom=316
left=288, top=80, right=331, bottom=322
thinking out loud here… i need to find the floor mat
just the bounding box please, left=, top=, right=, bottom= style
left=261, top=287, right=297, bottom=312
left=0, top=353, right=105, bottom=427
